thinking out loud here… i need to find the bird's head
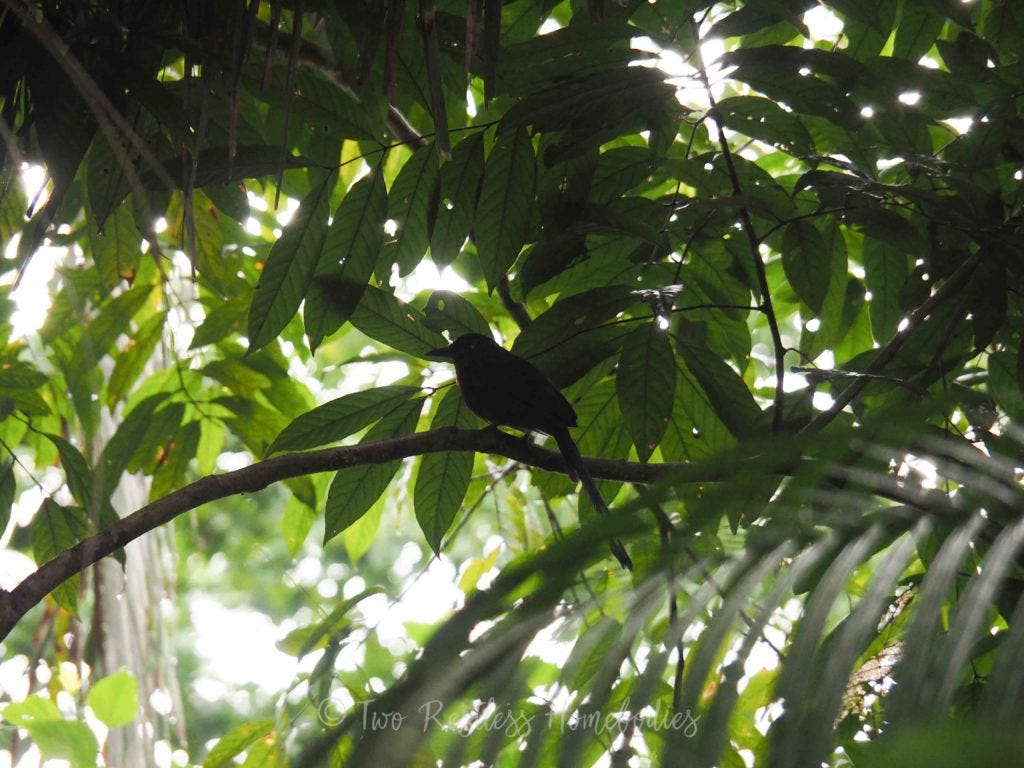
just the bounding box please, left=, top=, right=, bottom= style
left=427, top=332, right=497, bottom=363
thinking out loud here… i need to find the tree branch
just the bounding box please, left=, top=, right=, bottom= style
left=0, top=421, right=977, bottom=641
left=0, top=428, right=686, bottom=642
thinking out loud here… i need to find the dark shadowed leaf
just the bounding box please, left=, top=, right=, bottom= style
left=304, top=169, right=388, bottom=350
left=349, top=286, right=448, bottom=357
left=415, top=388, right=478, bottom=553
left=324, top=397, right=424, bottom=542
left=616, top=324, right=676, bottom=461
left=269, top=385, right=421, bottom=454
left=475, top=126, right=536, bottom=291
left=247, top=170, right=334, bottom=351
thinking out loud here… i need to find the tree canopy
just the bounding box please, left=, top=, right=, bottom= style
left=3, top=0, right=1024, bottom=766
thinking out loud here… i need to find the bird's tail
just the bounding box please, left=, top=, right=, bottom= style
left=554, top=430, right=633, bottom=570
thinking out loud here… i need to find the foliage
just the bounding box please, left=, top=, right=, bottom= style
left=3, top=0, right=1024, bottom=766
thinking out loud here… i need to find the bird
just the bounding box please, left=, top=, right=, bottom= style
left=428, top=332, right=633, bottom=570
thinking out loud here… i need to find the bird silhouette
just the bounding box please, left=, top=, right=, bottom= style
left=428, top=332, right=632, bottom=569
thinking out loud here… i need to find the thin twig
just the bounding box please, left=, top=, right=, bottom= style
left=799, top=252, right=982, bottom=435
left=690, top=15, right=787, bottom=431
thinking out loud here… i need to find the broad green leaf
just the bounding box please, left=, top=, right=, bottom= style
left=415, top=388, right=478, bottom=553
left=87, top=670, right=138, bottom=727
left=815, top=218, right=850, bottom=347
left=475, top=126, right=536, bottom=291
left=564, top=615, right=623, bottom=692
left=80, top=283, right=156, bottom=370
left=282, top=495, right=318, bottom=556
left=150, top=419, right=201, bottom=502
left=202, top=358, right=273, bottom=398
left=343, top=492, right=385, bottom=564
left=893, top=1, right=947, bottom=61
left=100, top=393, right=170, bottom=483
left=431, top=132, right=485, bottom=267
left=572, top=379, right=633, bottom=517
left=1, top=694, right=62, bottom=725
left=305, top=169, right=388, bottom=350
left=303, top=167, right=387, bottom=348
left=782, top=219, right=831, bottom=313
left=191, top=294, right=249, bottom=349
left=202, top=719, right=276, bottom=768
left=673, top=354, right=736, bottom=455
left=107, top=311, right=166, bottom=406
left=616, top=324, right=676, bottom=462
left=384, top=143, right=439, bottom=275
left=30, top=500, right=90, bottom=613
left=589, top=146, right=654, bottom=205
left=247, top=169, right=334, bottom=351
left=349, top=286, right=448, bottom=357
left=422, top=290, right=492, bottom=339
left=44, top=433, right=94, bottom=508
left=21, top=720, right=98, bottom=768
left=716, top=96, right=814, bottom=156
left=0, top=359, right=48, bottom=389
left=862, top=236, right=909, bottom=342
left=90, top=201, right=140, bottom=290
left=676, top=338, right=766, bottom=439
left=268, top=385, right=420, bottom=454
left=324, top=397, right=424, bottom=543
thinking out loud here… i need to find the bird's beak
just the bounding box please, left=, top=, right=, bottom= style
left=426, top=344, right=454, bottom=359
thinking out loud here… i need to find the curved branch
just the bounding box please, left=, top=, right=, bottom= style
left=0, top=428, right=694, bottom=642
left=0, top=422, right=975, bottom=641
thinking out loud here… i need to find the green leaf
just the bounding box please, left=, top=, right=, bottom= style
left=87, top=670, right=138, bottom=728
left=616, top=324, right=676, bottom=462
left=44, top=433, right=94, bottom=509
left=150, top=420, right=201, bottom=502
left=782, top=220, right=831, bottom=313
left=202, top=719, right=276, bottom=768
left=893, top=1, right=947, bottom=61
left=862, top=236, right=909, bottom=342
left=22, top=720, right=98, bottom=768
left=202, top=358, right=273, bottom=398
left=676, top=337, right=766, bottom=439
left=191, top=294, right=249, bottom=349
left=99, top=393, right=169, bottom=484
left=80, top=283, right=156, bottom=370
left=141, top=145, right=319, bottom=189
left=716, top=96, right=814, bottom=156
left=107, top=311, right=165, bottom=406
left=324, top=397, right=425, bottom=542
left=30, top=500, right=90, bottom=613
left=422, top=290, right=492, bottom=339
left=431, top=132, right=485, bottom=267
left=475, top=126, right=536, bottom=291
left=0, top=359, right=48, bottom=389
left=415, top=388, right=478, bottom=553
left=1, top=694, right=62, bottom=725
left=247, top=170, right=334, bottom=351
left=305, top=169, right=388, bottom=350
left=349, top=286, right=448, bottom=357
left=268, top=385, right=421, bottom=454
left=589, top=146, right=654, bottom=205
left=384, top=143, right=439, bottom=276
left=89, top=201, right=140, bottom=290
